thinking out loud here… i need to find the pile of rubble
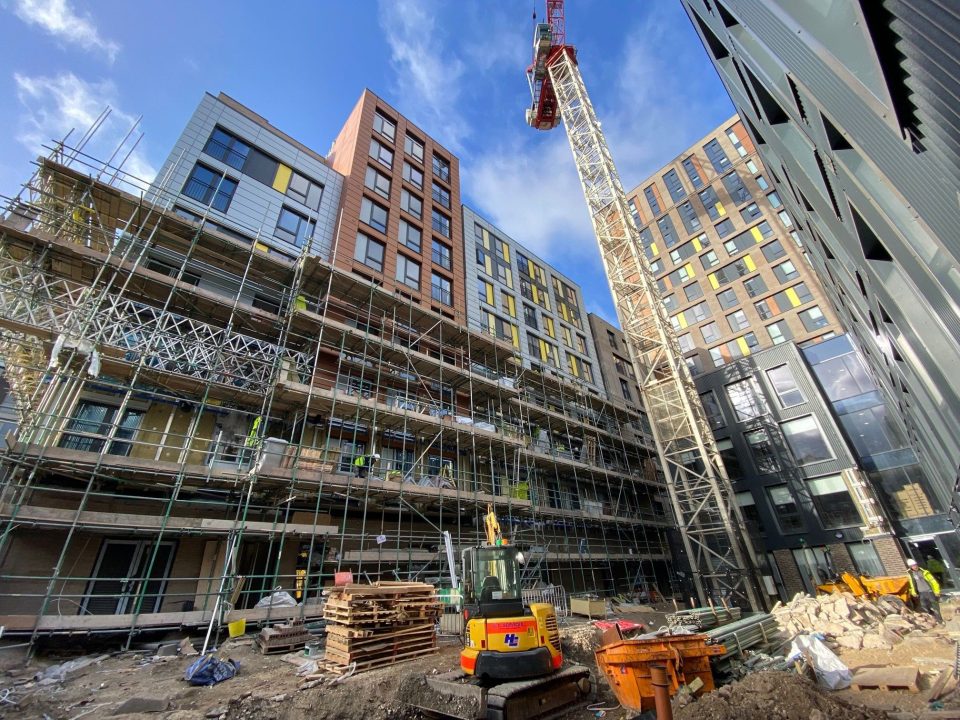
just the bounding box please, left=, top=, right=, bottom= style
left=771, top=592, right=936, bottom=651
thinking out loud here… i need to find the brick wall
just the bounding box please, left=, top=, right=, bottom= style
left=773, top=548, right=806, bottom=598
left=871, top=535, right=907, bottom=574
left=827, top=542, right=857, bottom=574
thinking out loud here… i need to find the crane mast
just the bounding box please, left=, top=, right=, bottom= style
left=526, top=3, right=764, bottom=610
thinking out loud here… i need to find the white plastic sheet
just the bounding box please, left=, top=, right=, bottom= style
left=787, top=634, right=852, bottom=690
left=254, top=590, right=298, bottom=608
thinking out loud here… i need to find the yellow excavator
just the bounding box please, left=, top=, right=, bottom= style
left=417, top=505, right=591, bottom=720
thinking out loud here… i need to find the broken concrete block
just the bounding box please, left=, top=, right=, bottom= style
left=862, top=633, right=893, bottom=650
left=836, top=632, right=864, bottom=650
left=112, top=697, right=170, bottom=714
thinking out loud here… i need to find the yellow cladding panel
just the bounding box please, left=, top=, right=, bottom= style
left=485, top=256, right=492, bottom=275
left=685, top=263, right=695, bottom=278
left=737, top=336, right=751, bottom=355
left=785, top=287, right=801, bottom=307
left=569, top=355, right=580, bottom=376
left=751, top=226, right=763, bottom=243
left=545, top=317, right=555, bottom=338
left=744, top=255, right=757, bottom=272
left=482, top=228, right=491, bottom=249
left=507, top=295, right=516, bottom=317
left=511, top=325, right=520, bottom=348
left=487, top=313, right=496, bottom=334
left=709, top=273, right=719, bottom=289
left=693, top=237, right=703, bottom=252
left=651, top=242, right=659, bottom=257
left=678, top=312, right=688, bottom=329
left=485, top=283, right=494, bottom=305
left=504, top=269, right=513, bottom=289
left=273, top=164, right=292, bottom=193
left=539, top=339, right=549, bottom=362
left=502, top=244, right=510, bottom=263
left=716, top=203, right=726, bottom=217
left=255, top=242, right=270, bottom=253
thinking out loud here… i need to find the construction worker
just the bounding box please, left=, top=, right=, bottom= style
left=353, top=452, right=380, bottom=479
left=925, top=554, right=947, bottom=585
left=906, top=558, right=942, bottom=623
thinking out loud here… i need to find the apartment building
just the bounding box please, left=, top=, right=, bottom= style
left=625, top=116, right=842, bottom=379
left=0, top=92, right=674, bottom=645
left=463, top=206, right=603, bottom=395
left=682, top=0, right=960, bottom=524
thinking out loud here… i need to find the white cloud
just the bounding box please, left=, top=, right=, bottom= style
left=378, top=0, right=469, bottom=151
left=11, top=0, right=120, bottom=61
left=14, top=72, right=156, bottom=188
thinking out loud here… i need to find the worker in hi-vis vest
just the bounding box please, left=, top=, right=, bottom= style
left=907, top=558, right=942, bottom=623
left=353, top=452, right=380, bottom=479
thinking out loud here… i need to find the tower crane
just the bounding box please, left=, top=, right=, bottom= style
left=526, top=0, right=765, bottom=610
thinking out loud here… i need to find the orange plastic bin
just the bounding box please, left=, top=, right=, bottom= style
left=594, top=633, right=725, bottom=712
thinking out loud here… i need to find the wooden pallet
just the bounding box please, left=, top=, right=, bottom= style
left=326, top=627, right=436, bottom=655
left=256, top=638, right=312, bottom=655
left=851, top=666, right=920, bottom=693
left=320, top=643, right=439, bottom=671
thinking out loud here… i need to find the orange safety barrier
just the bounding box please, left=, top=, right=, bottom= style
left=594, top=630, right=725, bottom=713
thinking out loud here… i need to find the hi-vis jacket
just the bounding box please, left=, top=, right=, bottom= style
left=907, top=567, right=941, bottom=596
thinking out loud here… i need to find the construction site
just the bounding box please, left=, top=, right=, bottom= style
left=1, top=0, right=959, bottom=718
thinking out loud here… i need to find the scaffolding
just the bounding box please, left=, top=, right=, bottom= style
left=0, top=140, right=674, bottom=649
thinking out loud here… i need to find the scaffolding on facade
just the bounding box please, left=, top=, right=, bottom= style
left=0, top=137, right=675, bottom=649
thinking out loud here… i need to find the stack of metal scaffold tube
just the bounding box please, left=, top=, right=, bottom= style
left=666, top=605, right=742, bottom=630
left=705, top=613, right=782, bottom=668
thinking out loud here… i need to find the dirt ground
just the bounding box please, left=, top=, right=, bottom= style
left=1, top=603, right=955, bottom=720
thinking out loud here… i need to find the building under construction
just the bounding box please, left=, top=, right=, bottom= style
left=0, top=91, right=675, bottom=646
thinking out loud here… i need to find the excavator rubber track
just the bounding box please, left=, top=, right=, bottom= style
left=484, top=665, right=592, bottom=720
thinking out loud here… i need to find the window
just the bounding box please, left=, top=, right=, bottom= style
left=746, top=159, right=759, bottom=174
left=799, top=306, right=828, bottom=331
left=709, top=346, right=725, bottom=367
left=478, top=278, right=494, bottom=306
left=761, top=240, right=786, bottom=262
left=663, top=294, right=678, bottom=312
left=369, top=138, right=394, bottom=168
left=628, top=198, right=642, bottom=226
left=725, top=221, right=773, bottom=256
left=778, top=210, right=794, bottom=227
left=614, top=356, right=631, bottom=376
left=401, top=189, right=422, bottom=219
left=663, top=168, right=686, bottom=201
left=698, top=186, right=724, bottom=221
left=714, top=218, right=734, bottom=238
left=365, top=166, right=391, bottom=199
left=684, top=282, right=703, bottom=302
left=781, top=415, right=832, bottom=464
left=432, top=209, right=451, bottom=238
left=671, top=234, right=709, bottom=264
left=726, top=379, right=767, bottom=421
left=722, top=171, right=751, bottom=205
left=395, top=254, right=421, bottom=289
left=737, top=491, right=766, bottom=536
left=716, top=438, right=741, bottom=479
left=431, top=239, right=452, bottom=269
left=716, top=288, right=738, bottom=309
left=203, top=127, right=250, bottom=170
left=700, top=250, right=720, bottom=269
left=252, top=293, right=280, bottom=314
left=483, top=311, right=515, bottom=344
left=274, top=206, right=315, bottom=247
left=182, top=163, right=237, bottom=212
left=146, top=258, right=200, bottom=286
left=743, top=275, right=767, bottom=297
left=678, top=201, right=702, bottom=234
left=813, top=352, right=875, bottom=401
left=576, top=335, right=587, bottom=354
left=700, top=391, right=725, bottom=429
left=703, top=139, right=730, bottom=172
left=432, top=181, right=451, bottom=209
left=432, top=154, right=451, bottom=182
left=431, top=272, right=452, bottom=305
left=756, top=174, right=769, bottom=190
left=808, top=475, right=862, bottom=529
left=354, top=232, right=385, bottom=272
left=678, top=333, right=695, bottom=353
left=768, top=485, right=804, bottom=533
left=524, top=304, right=538, bottom=328
left=59, top=401, right=144, bottom=456
left=849, top=544, right=884, bottom=577
left=726, top=125, right=748, bottom=156
left=619, top=378, right=633, bottom=401
left=360, top=197, right=388, bottom=233
left=700, top=321, right=720, bottom=343
left=766, top=320, right=792, bottom=344
left=681, top=155, right=703, bottom=188
left=773, top=260, right=799, bottom=283
left=710, top=257, right=756, bottom=288
left=767, top=191, right=782, bottom=209
left=740, top=202, right=762, bottom=222
left=398, top=219, right=421, bottom=253
left=403, top=161, right=424, bottom=189
left=373, top=111, right=396, bottom=141
left=404, top=134, right=424, bottom=162
left=657, top=215, right=678, bottom=247
left=746, top=428, right=780, bottom=474
left=607, top=329, right=617, bottom=348
left=643, top=185, right=661, bottom=216
left=767, top=364, right=805, bottom=407
left=727, top=310, right=749, bottom=331
left=542, top=315, right=555, bottom=338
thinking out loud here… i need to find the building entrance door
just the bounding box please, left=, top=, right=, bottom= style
left=82, top=539, right=175, bottom=614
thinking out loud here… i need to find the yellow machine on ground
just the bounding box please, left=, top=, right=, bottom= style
left=816, top=571, right=910, bottom=603
left=418, top=506, right=590, bottom=719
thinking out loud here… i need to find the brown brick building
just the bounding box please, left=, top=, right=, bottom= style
left=327, top=90, right=465, bottom=320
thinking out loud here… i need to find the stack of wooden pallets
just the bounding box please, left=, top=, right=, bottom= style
left=318, top=581, right=440, bottom=674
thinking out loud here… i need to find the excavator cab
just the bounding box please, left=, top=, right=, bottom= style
left=463, top=545, right=524, bottom=617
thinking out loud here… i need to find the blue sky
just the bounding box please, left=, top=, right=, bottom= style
left=0, top=0, right=734, bottom=325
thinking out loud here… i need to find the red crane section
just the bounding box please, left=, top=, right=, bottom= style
left=525, top=0, right=574, bottom=131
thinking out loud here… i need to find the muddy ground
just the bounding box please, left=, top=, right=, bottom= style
left=0, top=605, right=954, bottom=719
